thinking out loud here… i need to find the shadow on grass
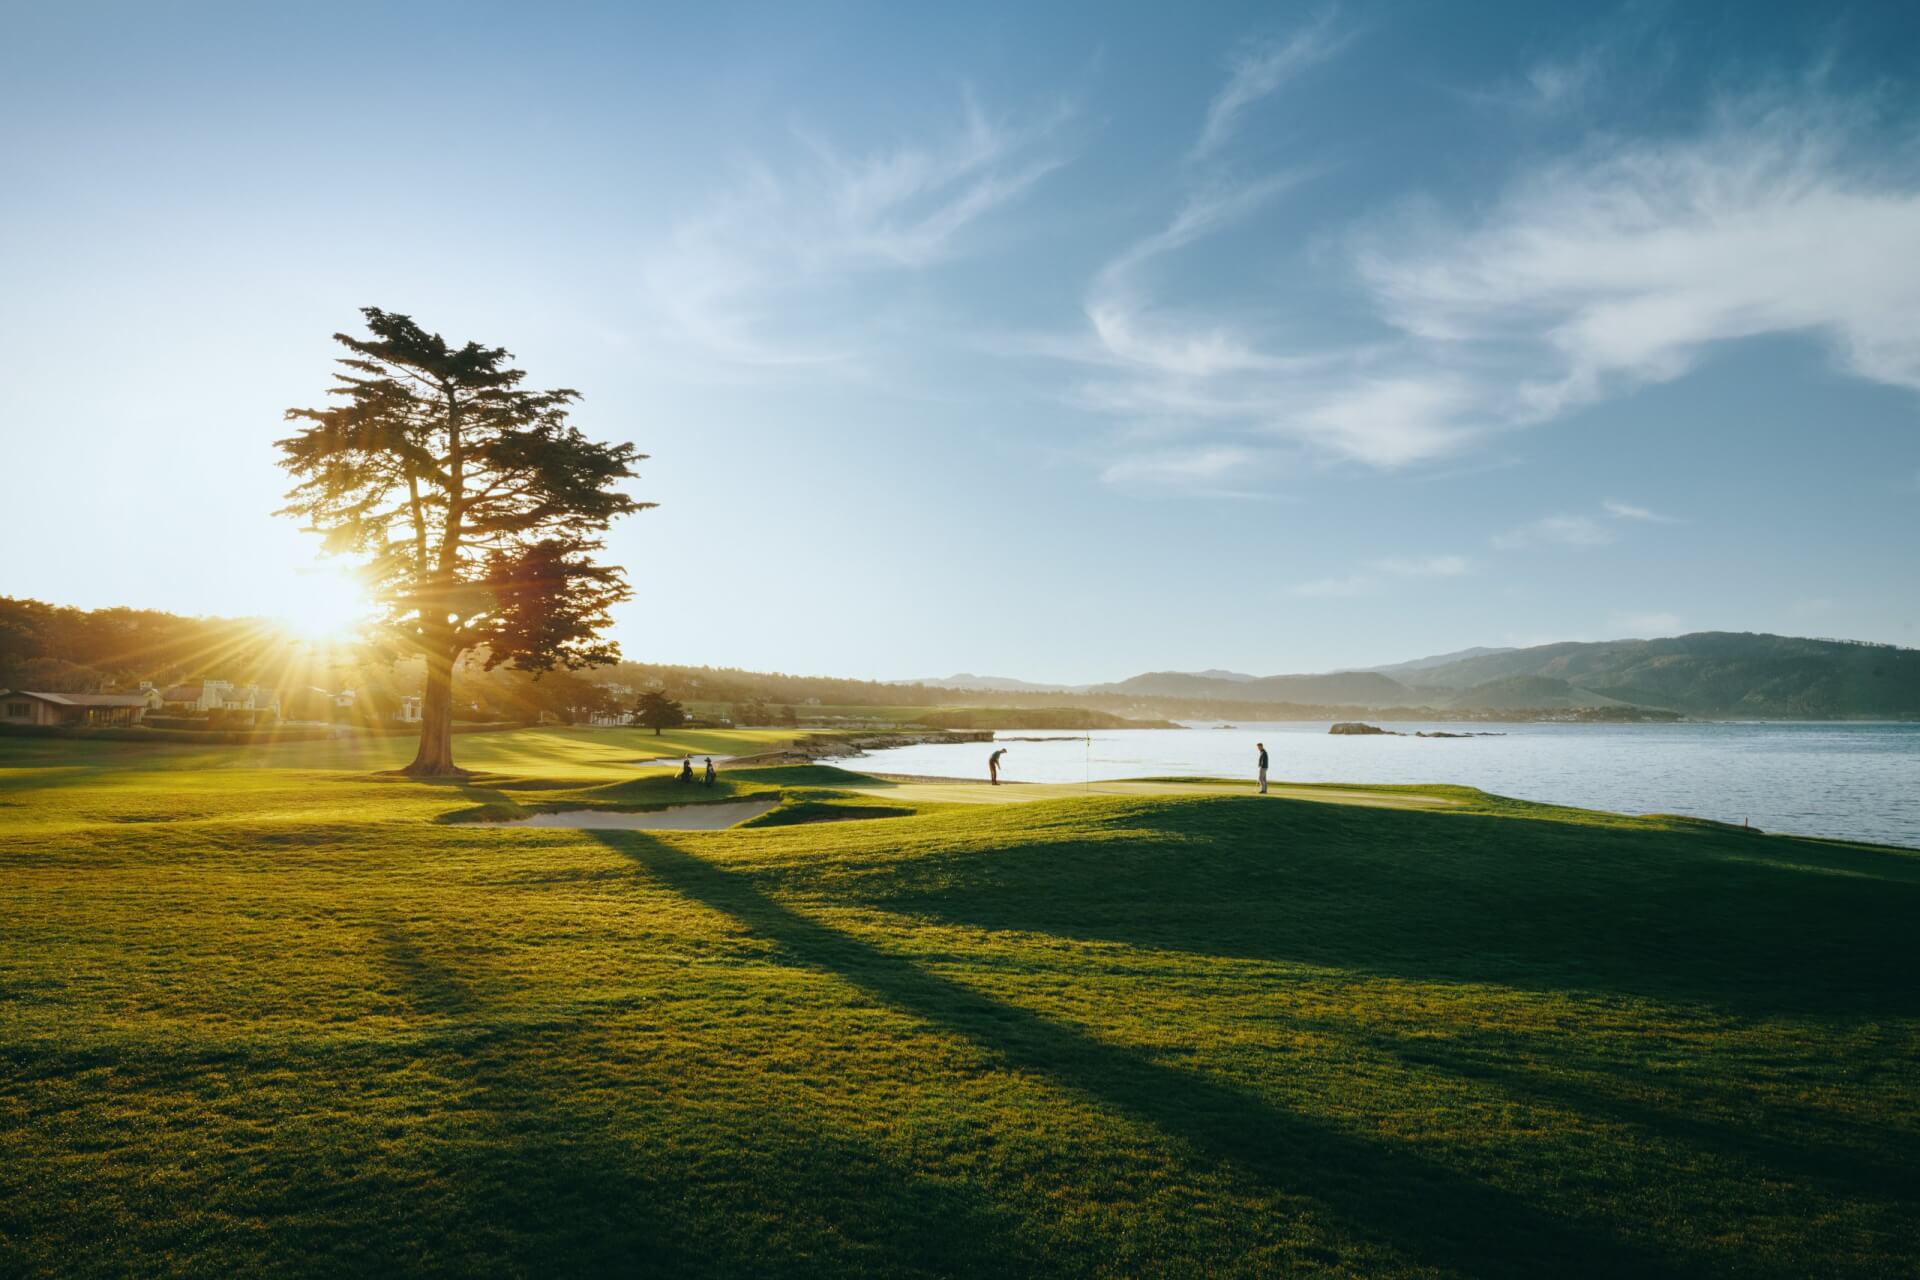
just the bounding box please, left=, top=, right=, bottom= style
left=572, top=775, right=774, bottom=805
left=427, top=781, right=532, bottom=824
left=590, top=830, right=1685, bottom=1279
left=721, top=764, right=898, bottom=788
left=355, top=916, right=701, bottom=1273
left=743, top=801, right=918, bottom=828
left=357, top=916, right=1041, bottom=1277
left=1355, top=1026, right=1920, bottom=1211
left=0, top=766, right=96, bottom=795
left=869, top=798, right=1920, bottom=1017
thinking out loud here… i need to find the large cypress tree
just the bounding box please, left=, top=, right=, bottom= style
left=278, top=308, right=649, bottom=776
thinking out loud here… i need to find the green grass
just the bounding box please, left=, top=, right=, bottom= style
left=3, top=728, right=1916, bottom=1277
left=684, top=703, right=944, bottom=726
left=915, top=706, right=1179, bottom=730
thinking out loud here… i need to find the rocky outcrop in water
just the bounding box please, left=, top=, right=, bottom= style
left=1329, top=722, right=1396, bottom=735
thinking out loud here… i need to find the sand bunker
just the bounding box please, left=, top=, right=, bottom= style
left=482, top=799, right=778, bottom=830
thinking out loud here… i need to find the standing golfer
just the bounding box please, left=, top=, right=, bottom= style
left=1256, top=742, right=1269, bottom=794
left=988, top=747, right=1007, bottom=786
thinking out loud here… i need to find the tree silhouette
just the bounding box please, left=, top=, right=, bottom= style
left=634, top=690, right=685, bottom=736
left=278, top=308, right=650, bottom=776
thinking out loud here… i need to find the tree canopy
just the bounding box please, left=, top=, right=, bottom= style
left=278, top=308, right=650, bottom=774
left=633, top=689, right=685, bottom=736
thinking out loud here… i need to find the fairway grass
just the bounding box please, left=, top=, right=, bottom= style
left=2, top=729, right=1917, bottom=1277
left=846, top=776, right=1464, bottom=809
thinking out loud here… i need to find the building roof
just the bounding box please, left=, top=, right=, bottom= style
left=160, top=685, right=201, bottom=701
left=0, top=690, right=150, bottom=707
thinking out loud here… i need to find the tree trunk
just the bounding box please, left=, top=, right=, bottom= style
left=654, top=725, right=662, bottom=735
left=404, top=646, right=462, bottom=777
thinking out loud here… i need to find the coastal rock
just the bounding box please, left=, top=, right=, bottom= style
left=1329, top=722, right=1397, bottom=736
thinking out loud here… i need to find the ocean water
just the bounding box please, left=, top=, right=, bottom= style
left=852, top=721, right=1920, bottom=848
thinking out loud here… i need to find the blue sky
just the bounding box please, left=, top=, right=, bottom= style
left=2, top=0, right=1916, bottom=682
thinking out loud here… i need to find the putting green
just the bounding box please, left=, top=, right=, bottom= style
left=849, top=775, right=1462, bottom=809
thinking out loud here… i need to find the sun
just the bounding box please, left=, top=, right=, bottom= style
left=278, top=562, right=375, bottom=643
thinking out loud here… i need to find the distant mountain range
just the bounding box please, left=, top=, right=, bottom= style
left=1094, top=669, right=1413, bottom=706
left=901, top=633, right=1920, bottom=719
left=1351, top=646, right=1517, bottom=678
left=902, top=673, right=1077, bottom=694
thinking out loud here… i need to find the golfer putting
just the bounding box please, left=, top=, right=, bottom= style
left=988, top=747, right=1008, bottom=785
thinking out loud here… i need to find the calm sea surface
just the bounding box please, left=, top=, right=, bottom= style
left=853, top=721, right=1920, bottom=848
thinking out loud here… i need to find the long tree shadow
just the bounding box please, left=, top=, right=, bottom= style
left=358, top=914, right=1040, bottom=1277
left=1346, top=1024, right=1920, bottom=1212
left=865, top=798, right=1920, bottom=1017
left=590, top=830, right=1689, bottom=1278
left=336, top=917, right=691, bottom=1274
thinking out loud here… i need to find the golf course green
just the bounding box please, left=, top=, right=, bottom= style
left=3, top=726, right=1916, bottom=1277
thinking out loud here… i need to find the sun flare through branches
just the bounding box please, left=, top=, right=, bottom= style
left=275, top=561, right=376, bottom=644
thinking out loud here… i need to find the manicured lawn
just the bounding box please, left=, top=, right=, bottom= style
left=2, top=729, right=1916, bottom=1277
left=679, top=703, right=948, bottom=726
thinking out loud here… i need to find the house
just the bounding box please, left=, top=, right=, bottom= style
left=160, top=679, right=231, bottom=712
left=590, top=682, right=637, bottom=726
left=159, top=679, right=281, bottom=715
left=396, top=695, right=421, bottom=723
left=1, top=690, right=151, bottom=727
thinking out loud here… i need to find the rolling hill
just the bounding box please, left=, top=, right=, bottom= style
left=1441, top=674, right=1631, bottom=712
left=901, top=673, right=1076, bottom=693
left=1402, top=632, right=1920, bottom=718
left=901, top=634, right=1917, bottom=717
left=1356, top=646, right=1517, bottom=678
left=1093, top=670, right=1417, bottom=706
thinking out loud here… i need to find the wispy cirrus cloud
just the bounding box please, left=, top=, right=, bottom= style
left=1496, top=497, right=1686, bottom=550
left=1065, top=16, right=1484, bottom=480
left=1356, top=95, right=1920, bottom=415
left=1602, top=499, right=1679, bottom=523
left=1054, top=63, right=1920, bottom=493
left=643, top=94, right=1072, bottom=367
left=1303, top=502, right=1660, bottom=598
left=1099, top=444, right=1269, bottom=497
left=1521, top=53, right=1603, bottom=111
left=1492, top=513, right=1617, bottom=549
left=1084, top=175, right=1319, bottom=379
left=1191, top=12, right=1350, bottom=160
left=1286, top=550, right=1472, bottom=598
left=1460, top=43, right=1627, bottom=118
left=1371, top=553, right=1472, bottom=577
